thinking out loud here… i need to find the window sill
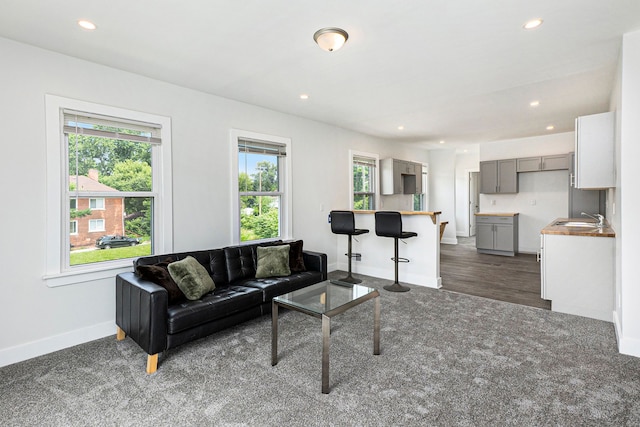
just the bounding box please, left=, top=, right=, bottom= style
left=43, top=262, right=133, bottom=288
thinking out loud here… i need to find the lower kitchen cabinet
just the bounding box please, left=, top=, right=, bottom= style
left=540, top=233, right=614, bottom=321
left=475, top=213, right=519, bottom=256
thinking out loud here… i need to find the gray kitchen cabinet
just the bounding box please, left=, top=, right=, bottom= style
left=475, top=214, right=519, bottom=256
left=479, top=159, right=518, bottom=193
left=517, top=154, right=569, bottom=172
left=381, top=158, right=422, bottom=195
left=575, top=111, right=615, bottom=189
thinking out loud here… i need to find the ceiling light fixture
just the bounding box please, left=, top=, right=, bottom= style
left=77, top=20, right=97, bottom=30
left=530, top=100, right=540, bottom=107
left=523, top=19, right=543, bottom=30
left=313, top=27, right=349, bottom=52
left=397, top=125, right=404, bottom=131
left=439, top=140, right=445, bottom=144
left=546, top=125, right=555, bottom=130
left=299, top=94, right=309, bottom=100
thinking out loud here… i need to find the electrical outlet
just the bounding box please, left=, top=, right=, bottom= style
left=491, top=199, right=496, bottom=205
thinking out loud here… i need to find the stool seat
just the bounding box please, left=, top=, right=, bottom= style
left=374, top=211, right=417, bottom=292
left=330, top=210, right=369, bottom=284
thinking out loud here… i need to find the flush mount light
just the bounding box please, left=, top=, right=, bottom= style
left=77, top=20, right=97, bottom=30
left=313, top=27, right=349, bottom=52
left=530, top=100, right=540, bottom=107
left=523, top=19, right=543, bottom=30
left=299, top=94, right=309, bottom=100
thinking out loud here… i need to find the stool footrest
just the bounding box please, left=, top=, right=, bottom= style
left=391, top=257, right=410, bottom=263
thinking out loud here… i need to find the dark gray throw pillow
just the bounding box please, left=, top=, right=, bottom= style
left=255, top=245, right=291, bottom=278
left=168, top=256, right=216, bottom=300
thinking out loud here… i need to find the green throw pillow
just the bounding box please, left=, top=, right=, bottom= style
left=168, top=256, right=216, bottom=300
left=255, top=245, right=291, bottom=279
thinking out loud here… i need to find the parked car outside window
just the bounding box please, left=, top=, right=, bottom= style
left=95, top=235, right=140, bottom=249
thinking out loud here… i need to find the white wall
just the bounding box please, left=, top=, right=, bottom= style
left=0, top=37, right=429, bottom=366
left=613, top=29, right=640, bottom=357
left=428, top=149, right=457, bottom=244
left=454, top=150, right=480, bottom=237
left=478, top=133, right=575, bottom=253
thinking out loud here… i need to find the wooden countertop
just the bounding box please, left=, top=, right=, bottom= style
left=475, top=212, right=519, bottom=217
left=541, top=218, right=616, bottom=238
left=353, top=210, right=442, bottom=224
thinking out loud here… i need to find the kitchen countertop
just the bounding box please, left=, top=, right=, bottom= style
left=541, top=218, right=615, bottom=238
left=353, top=210, right=442, bottom=224
left=475, top=212, right=519, bottom=217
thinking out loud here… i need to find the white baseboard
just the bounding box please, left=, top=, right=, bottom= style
left=613, top=310, right=640, bottom=358
left=0, top=321, right=115, bottom=368
left=441, top=237, right=458, bottom=245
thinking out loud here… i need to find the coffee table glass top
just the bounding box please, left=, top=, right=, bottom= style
left=273, top=280, right=377, bottom=316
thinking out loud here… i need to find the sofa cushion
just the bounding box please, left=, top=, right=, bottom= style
left=240, top=270, right=324, bottom=302
left=287, top=240, right=306, bottom=273
left=224, top=245, right=257, bottom=283
left=168, top=256, right=216, bottom=300
left=255, top=245, right=291, bottom=278
left=166, top=285, right=263, bottom=334
left=136, top=261, right=186, bottom=304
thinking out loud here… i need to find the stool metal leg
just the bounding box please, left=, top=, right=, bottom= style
left=338, top=235, right=362, bottom=284
left=383, top=237, right=410, bottom=292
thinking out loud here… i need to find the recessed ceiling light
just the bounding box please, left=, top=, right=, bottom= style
left=463, top=149, right=468, bottom=153
left=546, top=125, right=555, bottom=130
left=439, top=140, right=445, bottom=144
left=530, top=100, right=540, bottom=107
left=299, top=94, right=309, bottom=100
left=397, top=125, right=404, bottom=131
left=77, top=20, right=97, bottom=30
left=523, top=19, right=543, bottom=30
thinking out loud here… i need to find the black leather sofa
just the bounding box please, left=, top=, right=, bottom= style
left=115, top=241, right=327, bottom=373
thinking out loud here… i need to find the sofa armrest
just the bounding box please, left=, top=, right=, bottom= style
left=302, top=250, right=328, bottom=281
left=116, top=272, right=168, bottom=356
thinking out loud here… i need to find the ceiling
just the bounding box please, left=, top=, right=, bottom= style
left=2, top=1, right=640, bottom=149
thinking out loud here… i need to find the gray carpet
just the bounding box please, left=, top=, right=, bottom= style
left=2, top=272, right=640, bottom=426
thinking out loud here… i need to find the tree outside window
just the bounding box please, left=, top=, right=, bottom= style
left=353, top=155, right=376, bottom=210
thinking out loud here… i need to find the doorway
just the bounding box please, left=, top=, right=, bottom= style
left=468, top=171, right=479, bottom=236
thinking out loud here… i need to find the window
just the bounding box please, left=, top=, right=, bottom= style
left=89, top=198, right=105, bottom=210
left=351, top=152, right=378, bottom=210
left=45, top=95, right=173, bottom=286
left=88, top=219, right=105, bottom=232
left=232, top=129, right=291, bottom=243
left=413, top=163, right=428, bottom=211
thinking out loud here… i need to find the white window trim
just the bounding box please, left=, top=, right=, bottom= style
left=230, top=129, right=292, bottom=245
left=349, top=150, right=379, bottom=210
left=88, top=219, right=106, bottom=232
left=89, top=198, right=105, bottom=210
left=44, top=95, right=173, bottom=287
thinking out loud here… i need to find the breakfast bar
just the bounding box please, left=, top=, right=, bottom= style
left=334, top=210, right=442, bottom=288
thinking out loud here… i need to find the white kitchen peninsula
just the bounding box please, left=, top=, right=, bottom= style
left=334, top=211, right=442, bottom=288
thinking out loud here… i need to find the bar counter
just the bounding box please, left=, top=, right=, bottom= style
left=334, top=210, right=442, bottom=288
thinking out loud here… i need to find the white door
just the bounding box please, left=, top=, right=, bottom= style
left=469, top=172, right=479, bottom=236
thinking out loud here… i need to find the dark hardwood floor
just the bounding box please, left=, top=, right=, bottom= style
left=440, top=238, right=551, bottom=310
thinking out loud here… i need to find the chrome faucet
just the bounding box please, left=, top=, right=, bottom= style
left=581, top=212, right=605, bottom=227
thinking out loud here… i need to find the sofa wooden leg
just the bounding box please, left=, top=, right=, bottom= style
left=116, top=326, right=126, bottom=341
left=146, top=354, right=158, bottom=374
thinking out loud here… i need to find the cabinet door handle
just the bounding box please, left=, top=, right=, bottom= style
left=536, top=251, right=541, bottom=262
left=570, top=173, right=575, bottom=187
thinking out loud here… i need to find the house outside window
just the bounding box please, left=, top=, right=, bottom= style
left=232, top=130, right=291, bottom=244
left=45, top=95, right=173, bottom=286
left=351, top=151, right=378, bottom=210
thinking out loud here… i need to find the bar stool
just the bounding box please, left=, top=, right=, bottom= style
left=375, top=211, right=417, bottom=292
left=330, top=210, right=369, bottom=284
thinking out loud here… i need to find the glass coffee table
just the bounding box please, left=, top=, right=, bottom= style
left=271, top=280, right=381, bottom=394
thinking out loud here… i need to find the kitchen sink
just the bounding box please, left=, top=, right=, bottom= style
left=553, top=220, right=599, bottom=228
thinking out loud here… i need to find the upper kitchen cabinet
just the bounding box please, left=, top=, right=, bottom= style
left=380, top=158, right=422, bottom=195
left=575, top=111, right=615, bottom=189
left=480, top=159, right=518, bottom=194
left=517, top=154, right=569, bottom=172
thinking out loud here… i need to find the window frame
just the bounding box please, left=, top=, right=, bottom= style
left=44, top=95, right=173, bottom=287
left=349, top=150, right=379, bottom=210
left=89, top=198, right=105, bottom=210
left=231, top=129, right=292, bottom=245
left=88, top=219, right=106, bottom=233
